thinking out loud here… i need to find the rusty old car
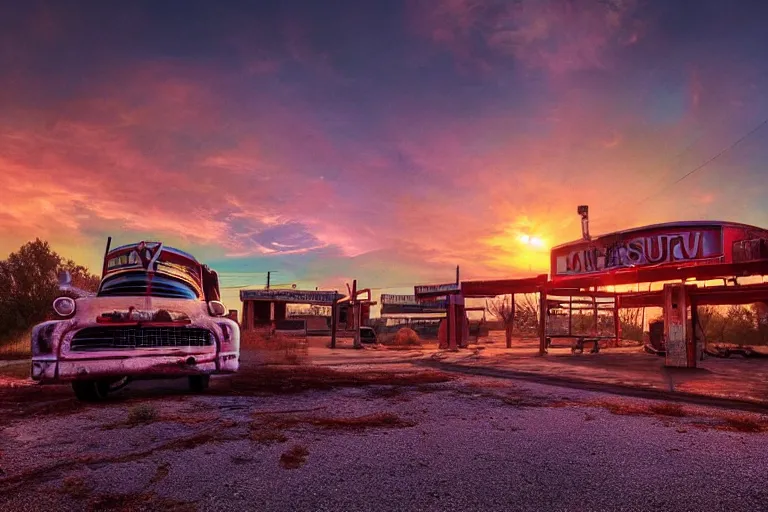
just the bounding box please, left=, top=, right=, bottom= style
left=30, top=240, right=240, bottom=401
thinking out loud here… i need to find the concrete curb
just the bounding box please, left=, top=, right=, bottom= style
left=417, top=359, right=768, bottom=414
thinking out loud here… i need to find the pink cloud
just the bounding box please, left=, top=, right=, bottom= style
left=410, top=0, right=641, bottom=75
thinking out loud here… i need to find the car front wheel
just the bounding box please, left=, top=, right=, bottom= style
left=188, top=375, right=210, bottom=392
left=72, top=379, right=111, bottom=402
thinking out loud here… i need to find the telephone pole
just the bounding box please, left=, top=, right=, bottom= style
left=266, top=271, right=278, bottom=290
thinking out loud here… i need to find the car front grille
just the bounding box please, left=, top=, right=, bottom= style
left=70, top=327, right=214, bottom=351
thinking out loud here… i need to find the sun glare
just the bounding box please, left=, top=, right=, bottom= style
left=519, top=233, right=547, bottom=250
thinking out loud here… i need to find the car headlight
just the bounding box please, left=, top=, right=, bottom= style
left=208, top=300, right=226, bottom=316
left=53, top=296, right=76, bottom=317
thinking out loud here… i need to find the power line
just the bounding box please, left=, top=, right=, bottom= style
left=669, top=118, right=768, bottom=187
left=598, top=117, right=768, bottom=218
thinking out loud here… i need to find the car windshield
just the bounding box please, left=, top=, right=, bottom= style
left=98, top=272, right=200, bottom=299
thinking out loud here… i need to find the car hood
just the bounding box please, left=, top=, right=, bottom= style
left=67, top=296, right=212, bottom=323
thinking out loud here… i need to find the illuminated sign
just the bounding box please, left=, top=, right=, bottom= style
left=240, top=289, right=344, bottom=305
left=552, top=225, right=724, bottom=277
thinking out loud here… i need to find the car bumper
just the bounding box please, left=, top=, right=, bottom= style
left=31, top=351, right=239, bottom=383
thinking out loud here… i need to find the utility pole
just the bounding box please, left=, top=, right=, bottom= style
left=330, top=292, right=339, bottom=349
left=266, top=271, right=278, bottom=290
left=352, top=279, right=361, bottom=349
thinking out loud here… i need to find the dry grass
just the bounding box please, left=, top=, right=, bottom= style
left=59, top=476, right=91, bottom=499
left=86, top=492, right=197, bottom=512
left=210, top=365, right=453, bottom=396
left=383, top=344, right=424, bottom=351
left=0, top=363, right=30, bottom=380
left=102, top=409, right=215, bottom=431
left=127, top=404, right=159, bottom=425
left=150, top=463, right=170, bottom=485
left=250, top=429, right=289, bottom=444
left=249, top=410, right=415, bottom=447
left=648, top=403, right=687, bottom=417
left=717, top=415, right=766, bottom=433
left=298, top=412, right=413, bottom=430
left=591, top=400, right=687, bottom=418
left=240, top=332, right=308, bottom=365
left=279, top=445, right=309, bottom=469
left=0, top=330, right=32, bottom=358
left=464, top=380, right=514, bottom=390
left=455, top=386, right=566, bottom=409
left=393, top=328, right=421, bottom=346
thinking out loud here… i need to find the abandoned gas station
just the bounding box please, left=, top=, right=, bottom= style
left=415, top=207, right=768, bottom=368
left=239, top=281, right=376, bottom=346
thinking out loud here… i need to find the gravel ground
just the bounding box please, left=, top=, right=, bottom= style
left=1, top=366, right=768, bottom=512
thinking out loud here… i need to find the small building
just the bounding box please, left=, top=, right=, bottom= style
left=239, top=288, right=372, bottom=334
left=240, top=289, right=345, bottom=331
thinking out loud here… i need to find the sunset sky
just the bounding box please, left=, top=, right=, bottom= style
left=2, top=0, right=768, bottom=311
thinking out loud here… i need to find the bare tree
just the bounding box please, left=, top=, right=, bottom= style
left=516, top=293, right=540, bottom=333
left=486, top=295, right=515, bottom=348
left=618, top=307, right=643, bottom=341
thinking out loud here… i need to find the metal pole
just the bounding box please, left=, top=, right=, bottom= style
left=613, top=294, right=621, bottom=346
left=352, top=280, right=361, bottom=348
left=690, top=295, right=699, bottom=364
left=330, top=294, right=338, bottom=349
left=447, top=295, right=453, bottom=350
left=593, top=291, right=598, bottom=335
left=101, top=236, right=112, bottom=279
left=538, top=288, right=547, bottom=355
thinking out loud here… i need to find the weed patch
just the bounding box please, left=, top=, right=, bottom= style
left=718, top=415, right=766, bottom=433
left=590, top=401, right=686, bottom=418
left=127, top=404, right=159, bottom=425
left=59, top=476, right=91, bottom=499
left=280, top=445, right=309, bottom=469
left=210, top=366, right=452, bottom=396
left=300, top=412, right=413, bottom=430
left=250, top=429, right=288, bottom=444
left=249, top=411, right=415, bottom=446
left=150, top=463, right=170, bottom=485
left=648, top=403, right=687, bottom=417
left=87, top=491, right=197, bottom=512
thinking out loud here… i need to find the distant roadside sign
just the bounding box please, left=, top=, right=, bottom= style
left=240, top=289, right=344, bottom=305
left=414, top=282, right=461, bottom=300
left=380, top=294, right=447, bottom=314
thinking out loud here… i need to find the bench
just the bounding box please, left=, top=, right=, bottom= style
left=571, top=337, right=601, bottom=354
left=545, top=336, right=601, bottom=354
